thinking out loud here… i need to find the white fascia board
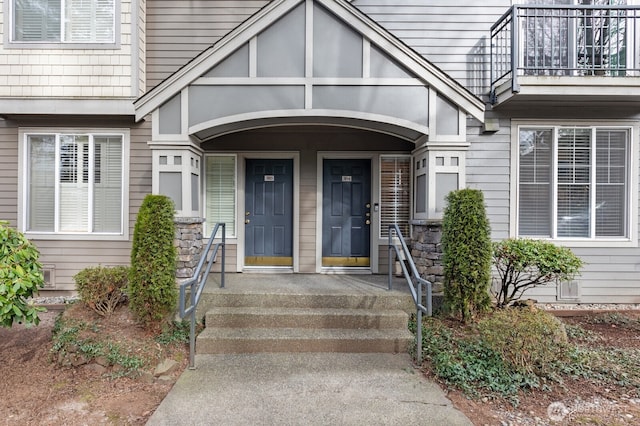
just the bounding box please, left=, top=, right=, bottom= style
left=321, top=0, right=485, bottom=122
left=1, top=98, right=136, bottom=116
left=134, top=0, right=303, bottom=121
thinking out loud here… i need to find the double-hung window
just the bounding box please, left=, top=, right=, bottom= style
left=12, top=0, right=115, bottom=43
left=517, top=125, right=630, bottom=239
left=25, top=132, right=125, bottom=235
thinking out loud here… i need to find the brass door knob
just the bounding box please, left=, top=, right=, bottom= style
left=365, top=219, right=371, bottom=225
left=245, top=219, right=250, bottom=224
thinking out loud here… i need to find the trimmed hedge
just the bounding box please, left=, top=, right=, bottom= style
left=128, top=195, right=178, bottom=329
left=441, top=189, right=492, bottom=322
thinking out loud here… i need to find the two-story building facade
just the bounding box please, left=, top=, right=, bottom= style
left=1, top=0, right=639, bottom=304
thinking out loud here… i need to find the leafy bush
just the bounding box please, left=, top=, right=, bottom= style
left=129, top=195, right=178, bottom=330
left=0, top=221, right=45, bottom=327
left=492, top=238, right=583, bottom=307
left=477, top=308, right=568, bottom=378
left=74, top=266, right=129, bottom=317
left=441, top=189, right=492, bottom=322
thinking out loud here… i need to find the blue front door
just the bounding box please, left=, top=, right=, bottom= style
left=322, top=159, right=371, bottom=267
left=245, top=159, right=293, bottom=266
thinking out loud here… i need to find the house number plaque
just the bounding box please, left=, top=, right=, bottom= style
left=264, top=175, right=275, bottom=182
left=342, top=176, right=352, bottom=182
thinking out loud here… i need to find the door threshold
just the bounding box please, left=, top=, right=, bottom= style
left=242, top=266, right=294, bottom=274
left=321, top=267, right=372, bottom=275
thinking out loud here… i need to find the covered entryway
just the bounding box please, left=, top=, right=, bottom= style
left=135, top=0, right=485, bottom=275
left=245, top=159, right=294, bottom=267
left=322, top=159, right=371, bottom=267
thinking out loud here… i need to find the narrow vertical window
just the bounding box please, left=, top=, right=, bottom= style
left=205, top=155, right=237, bottom=238
left=380, top=156, right=410, bottom=238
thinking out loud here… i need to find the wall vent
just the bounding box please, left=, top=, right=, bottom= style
left=557, top=280, right=580, bottom=301
left=41, top=265, right=55, bottom=289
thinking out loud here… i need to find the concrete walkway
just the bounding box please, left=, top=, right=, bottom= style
left=147, top=352, right=473, bottom=426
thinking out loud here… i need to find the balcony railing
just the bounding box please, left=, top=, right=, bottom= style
left=491, top=5, right=640, bottom=102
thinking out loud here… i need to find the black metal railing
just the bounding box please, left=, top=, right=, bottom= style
left=179, top=223, right=226, bottom=369
left=388, top=224, right=432, bottom=363
left=491, top=5, right=640, bottom=99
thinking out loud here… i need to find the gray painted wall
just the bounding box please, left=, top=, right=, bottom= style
left=146, top=0, right=269, bottom=89
left=353, top=0, right=511, bottom=97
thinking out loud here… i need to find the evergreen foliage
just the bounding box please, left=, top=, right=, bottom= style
left=0, top=221, right=45, bottom=327
left=128, top=195, right=178, bottom=329
left=441, top=189, right=492, bottom=322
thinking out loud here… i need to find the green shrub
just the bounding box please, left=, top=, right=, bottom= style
left=441, top=189, right=492, bottom=322
left=74, top=266, right=129, bottom=317
left=0, top=221, right=46, bottom=327
left=477, top=308, right=568, bottom=377
left=128, top=195, right=178, bottom=330
left=411, top=316, right=523, bottom=401
left=492, top=238, right=583, bottom=307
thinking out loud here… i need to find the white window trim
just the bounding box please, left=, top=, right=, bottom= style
left=5, top=0, right=121, bottom=49
left=18, top=128, right=130, bottom=241
left=510, top=120, right=638, bottom=248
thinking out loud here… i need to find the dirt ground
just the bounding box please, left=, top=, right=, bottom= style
left=0, top=306, right=188, bottom=426
left=0, top=306, right=638, bottom=426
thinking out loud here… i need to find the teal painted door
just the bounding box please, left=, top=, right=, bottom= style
left=245, top=159, right=293, bottom=266
left=322, top=159, right=371, bottom=267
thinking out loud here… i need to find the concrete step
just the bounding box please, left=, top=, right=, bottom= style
left=205, top=307, right=409, bottom=329
left=195, top=292, right=415, bottom=319
left=196, top=327, right=413, bottom=354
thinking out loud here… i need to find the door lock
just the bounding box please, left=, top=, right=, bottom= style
left=245, top=219, right=250, bottom=224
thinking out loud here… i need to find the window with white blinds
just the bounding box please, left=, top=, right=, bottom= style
left=26, top=132, right=124, bottom=234
left=380, top=156, right=411, bottom=238
left=12, top=0, right=115, bottom=43
left=518, top=126, right=629, bottom=239
left=205, top=155, right=237, bottom=238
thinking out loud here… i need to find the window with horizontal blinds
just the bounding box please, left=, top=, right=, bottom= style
left=595, top=129, right=627, bottom=236
left=517, top=126, right=629, bottom=240
left=380, top=156, right=410, bottom=238
left=93, top=137, right=122, bottom=232
left=14, top=0, right=61, bottom=41
left=25, top=132, right=124, bottom=234
left=519, top=129, right=552, bottom=236
left=12, top=0, right=114, bottom=43
left=205, top=155, right=236, bottom=238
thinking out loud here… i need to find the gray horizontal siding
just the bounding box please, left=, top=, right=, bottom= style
left=26, top=121, right=152, bottom=292
left=0, top=122, right=18, bottom=224
left=353, top=0, right=511, bottom=96
left=475, top=112, right=640, bottom=304
left=146, top=0, right=269, bottom=89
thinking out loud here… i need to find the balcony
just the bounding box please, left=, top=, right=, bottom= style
left=490, top=5, right=640, bottom=107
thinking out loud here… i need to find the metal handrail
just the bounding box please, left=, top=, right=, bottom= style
left=388, top=224, right=432, bottom=363
left=179, top=223, right=226, bottom=369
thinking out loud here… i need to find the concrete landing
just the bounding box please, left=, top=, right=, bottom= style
left=146, top=353, right=473, bottom=426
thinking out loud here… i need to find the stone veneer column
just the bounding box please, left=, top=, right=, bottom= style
left=174, top=217, right=204, bottom=281
left=410, top=220, right=444, bottom=293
